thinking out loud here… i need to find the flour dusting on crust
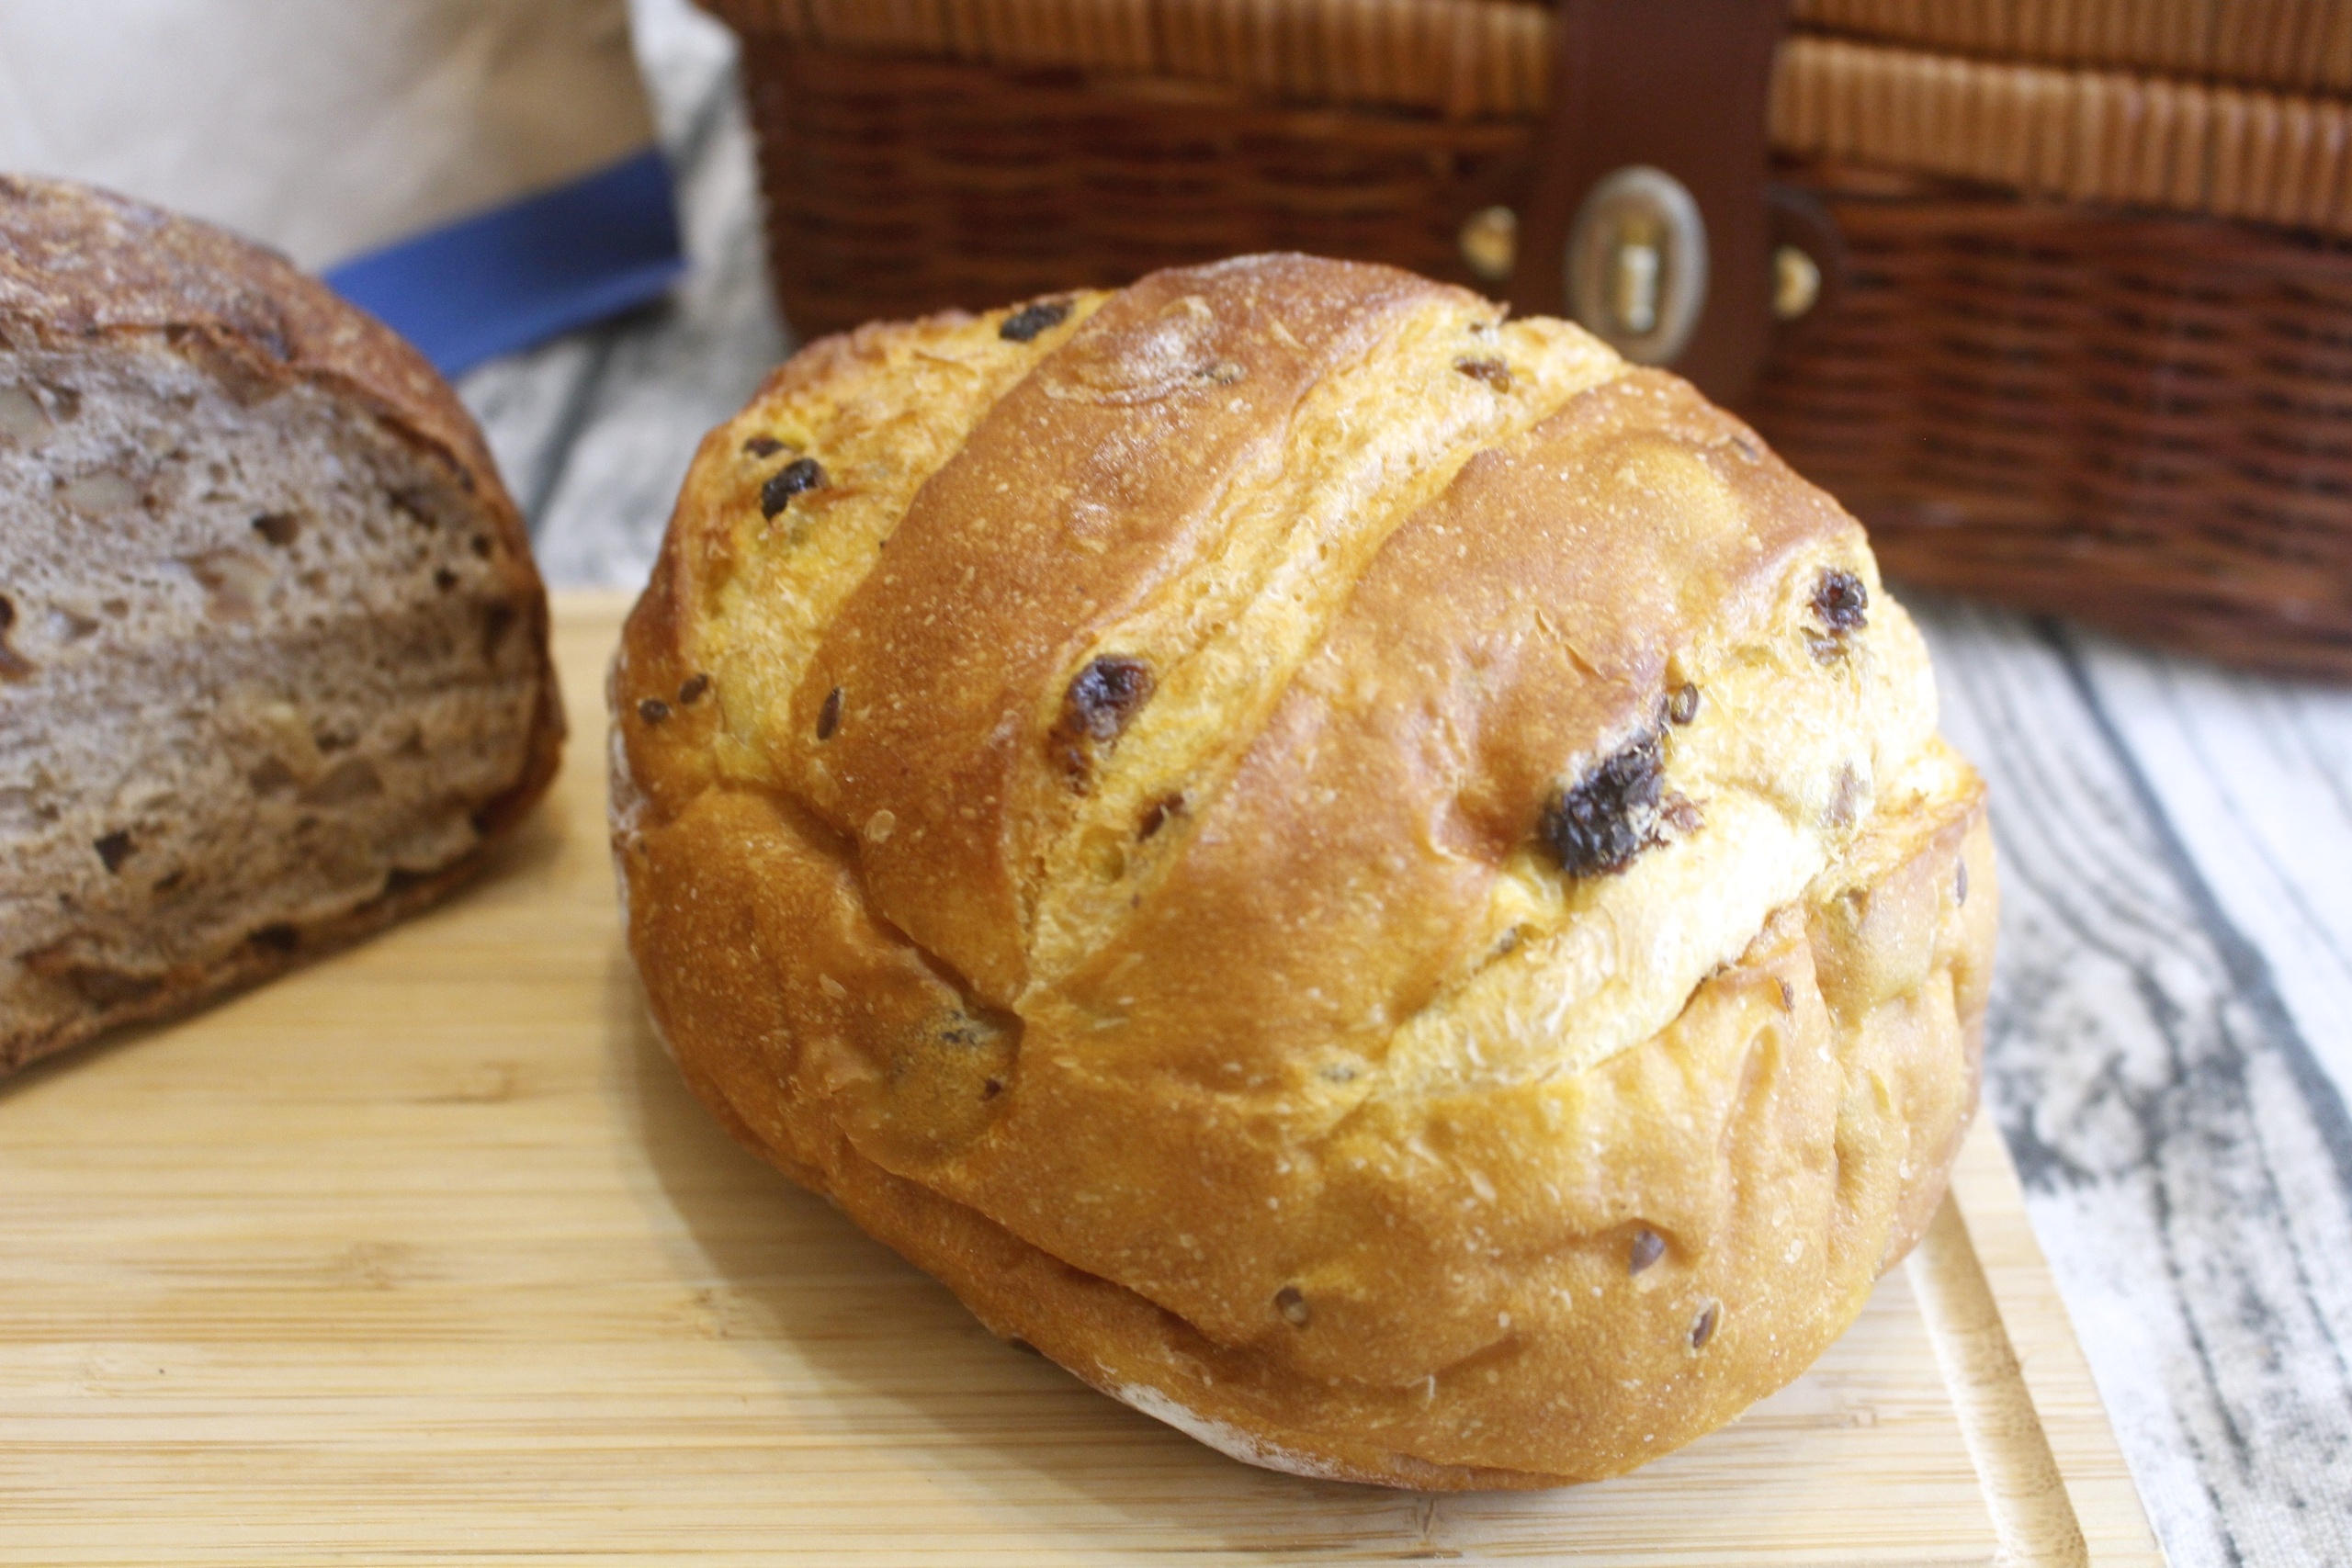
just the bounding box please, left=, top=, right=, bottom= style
left=1108, top=1381, right=1350, bottom=1482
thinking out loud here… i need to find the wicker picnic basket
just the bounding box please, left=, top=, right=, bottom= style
left=700, top=0, right=2352, bottom=678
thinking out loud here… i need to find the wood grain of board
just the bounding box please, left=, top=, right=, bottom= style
left=0, top=595, right=2161, bottom=1565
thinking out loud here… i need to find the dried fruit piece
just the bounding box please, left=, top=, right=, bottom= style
left=1660, top=792, right=1702, bottom=836
left=1667, top=682, right=1701, bottom=725
left=999, top=299, right=1071, bottom=343
left=93, top=830, right=134, bottom=874
left=1690, top=1300, right=1721, bottom=1350
left=1053, top=656, right=1154, bottom=782
left=816, top=685, right=842, bottom=740
left=1274, top=1286, right=1311, bottom=1326
left=638, top=697, right=671, bottom=726
left=1629, top=1227, right=1666, bottom=1274
left=1539, top=733, right=1665, bottom=878
left=1138, top=792, right=1185, bottom=840
left=1068, top=663, right=1153, bottom=737
left=1454, top=356, right=1512, bottom=391
left=761, top=457, right=826, bottom=519
left=1812, top=569, right=1868, bottom=633
left=676, top=672, right=710, bottom=706
left=742, top=434, right=785, bottom=457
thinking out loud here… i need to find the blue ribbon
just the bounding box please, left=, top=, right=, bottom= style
left=324, top=147, right=685, bottom=377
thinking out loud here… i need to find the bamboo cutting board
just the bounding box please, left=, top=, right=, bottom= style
left=0, top=593, right=2161, bottom=1566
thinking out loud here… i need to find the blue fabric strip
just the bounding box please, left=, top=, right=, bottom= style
left=323, top=148, right=684, bottom=377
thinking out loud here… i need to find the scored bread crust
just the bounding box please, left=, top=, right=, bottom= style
left=613, top=254, right=1996, bottom=1486
left=0, top=176, right=562, bottom=1075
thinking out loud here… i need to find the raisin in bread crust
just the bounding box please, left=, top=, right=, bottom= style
left=612, top=254, right=1996, bottom=1487
left=0, top=175, right=561, bottom=1076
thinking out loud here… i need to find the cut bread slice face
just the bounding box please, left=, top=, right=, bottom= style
left=0, top=175, right=560, bottom=1076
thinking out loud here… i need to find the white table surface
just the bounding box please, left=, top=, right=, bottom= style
left=458, top=6, right=2352, bottom=1562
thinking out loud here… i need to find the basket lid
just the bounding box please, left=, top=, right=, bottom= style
left=704, top=0, right=2352, bottom=237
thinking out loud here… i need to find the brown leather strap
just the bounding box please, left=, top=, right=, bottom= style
left=1509, top=0, right=1788, bottom=407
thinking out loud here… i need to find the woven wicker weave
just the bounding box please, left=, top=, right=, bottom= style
left=708, top=0, right=2352, bottom=675
left=1793, top=0, right=2352, bottom=94
left=1758, top=167, right=2352, bottom=670
left=719, top=0, right=1554, bottom=117
left=715, top=0, right=2352, bottom=231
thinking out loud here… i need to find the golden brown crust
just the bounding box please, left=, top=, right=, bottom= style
left=0, top=176, right=548, bottom=637
left=2, top=839, right=508, bottom=1082
left=615, top=254, right=1996, bottom=1486
left=0, top=175, right=508, bottom=495
left=799, top=256, right=1460, bottom=1000
left=0, top=175, right=562, bottom=1075
left=1046, top=370, right=1849, bottom=1089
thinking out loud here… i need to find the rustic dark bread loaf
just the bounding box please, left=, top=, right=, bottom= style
left=0, top=175, right=561, bottom=1078
left=612, top=254, right=1996, bottom=1487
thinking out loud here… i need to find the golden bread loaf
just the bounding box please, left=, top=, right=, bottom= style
left=611, top=254, right=1996, bottom=1487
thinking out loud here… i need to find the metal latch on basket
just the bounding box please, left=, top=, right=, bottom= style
left=1499, top=0, right=1794, bottom=407
left=1566, top=165, right=1711, bottom=368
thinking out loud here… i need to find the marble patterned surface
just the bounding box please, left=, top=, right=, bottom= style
left=458, top=5, right=2352, bottom=1561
